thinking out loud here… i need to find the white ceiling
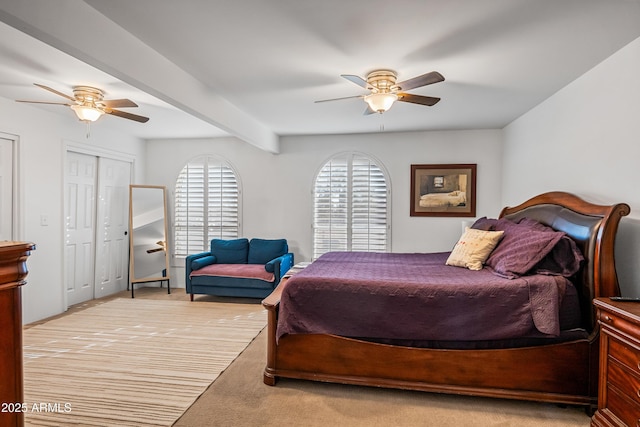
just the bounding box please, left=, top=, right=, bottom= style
left=1, top=0, right=640, bottom=152
left=0, top=18, right=227, bottom=140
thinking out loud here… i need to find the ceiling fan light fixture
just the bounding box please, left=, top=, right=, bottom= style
left=364, top=92, right=398, bottom=113
left=71, top=104, right=104, bottom=122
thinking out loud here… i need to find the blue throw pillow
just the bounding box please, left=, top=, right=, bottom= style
left=248, top=238, right=287, bottom=264
left=211, top=238, right=249, bottom=264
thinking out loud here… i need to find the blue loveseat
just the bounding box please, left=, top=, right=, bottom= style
left=185, top=238, right=293, bottom=300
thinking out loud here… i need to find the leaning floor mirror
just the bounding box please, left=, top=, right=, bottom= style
left=128, top=185, right=170, bottom=297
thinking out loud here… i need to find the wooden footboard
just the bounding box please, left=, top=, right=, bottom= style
left=263, top=290, right=599, bottom=407
left=262, top=279, right=284, bottom=386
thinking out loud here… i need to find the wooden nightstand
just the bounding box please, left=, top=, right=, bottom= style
left=593, top=298, right=640, bottom=427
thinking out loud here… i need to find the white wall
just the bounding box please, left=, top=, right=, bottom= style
left=146, top=129, right=504, bottom=287
left=0, top=98, right=145, bottom=323
left=503, top=36, right=640, bottom=296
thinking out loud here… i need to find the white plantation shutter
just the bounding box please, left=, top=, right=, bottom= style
left=174, top=156, right=240, bottom=257
left=313, top=153, right=389, bottom=259
left=351, top=156, right=388, bottom=252
left=208, top=164, right=240, bottom=240
left=314, top=157, right=349, bottom=257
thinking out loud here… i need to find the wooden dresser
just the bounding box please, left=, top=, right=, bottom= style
left=593, top=298, right=640, bottom=427
left=0, top=242, right=35, bottom=427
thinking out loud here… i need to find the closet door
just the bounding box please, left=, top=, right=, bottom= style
left=65, top=152, right=97, bottom=305
left=0, top=137, right=13, bottom=241
left=94, top=157, right=131, bottom=298
left=65, top=152, right=132, bottom=305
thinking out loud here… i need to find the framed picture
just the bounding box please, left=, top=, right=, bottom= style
left=410, top=164, right=476, bottom=217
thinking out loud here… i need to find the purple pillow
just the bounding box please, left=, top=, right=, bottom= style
left=516, top=218, right=583, bottom=277
left=485, top=218, right=565, bottom=279
left=470, top=217, right=498, bottom=231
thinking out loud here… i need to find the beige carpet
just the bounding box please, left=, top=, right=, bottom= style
left=176, top=330, right=593, bottom=427
left=22, top=298, right=266, bottom=426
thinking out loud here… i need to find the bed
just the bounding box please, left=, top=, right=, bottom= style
left=262, top=192, right=629, bottom=411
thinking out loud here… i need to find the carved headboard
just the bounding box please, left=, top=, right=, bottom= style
left=499, top=191, right=630, bottom=332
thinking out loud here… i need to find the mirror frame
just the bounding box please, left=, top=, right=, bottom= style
left=128, top=184, right=170, bottom=295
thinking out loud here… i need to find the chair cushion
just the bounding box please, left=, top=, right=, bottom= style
left=248, top=238, right=288, bottom=264
left=211, top=238, right=249, bottom=264
left=190, top=264, right=275, bottom=282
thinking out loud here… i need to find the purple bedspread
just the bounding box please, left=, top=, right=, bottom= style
left=276, top=252, right=569, bottom=342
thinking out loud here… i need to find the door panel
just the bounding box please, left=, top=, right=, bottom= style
left=94, top=157, right=131, bottom=298
left=65, top=152, right=97, bottom=305
left=0, top=137, right=13, bottom=241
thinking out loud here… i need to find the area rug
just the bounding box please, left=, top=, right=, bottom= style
left=22, top=298, right=266, bottom=426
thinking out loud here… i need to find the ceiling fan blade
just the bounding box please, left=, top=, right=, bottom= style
left=315, top=95, right=364, bottom=103
left=397, top=93, right=441, bottom=106
left=15, top=100, right=71, bottom=106
left=395, top=71, right=444, bottom=91
left=341, top=74, right=371, bottom=89
left=33, top=83, right=76, bottom=102
left=102, top=98, right=138, bottom=108
left=105, top=108, right=149, bottom=123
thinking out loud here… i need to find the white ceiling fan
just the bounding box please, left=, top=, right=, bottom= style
left=16, top=83, right=149, bottom=123
left=316, top=69, right=445, bottom=114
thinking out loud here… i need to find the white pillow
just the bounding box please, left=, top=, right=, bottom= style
left=446, top=227, right=505, bottom=270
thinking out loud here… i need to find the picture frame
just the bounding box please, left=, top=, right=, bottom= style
left=410, top=164, right=476, bottom=217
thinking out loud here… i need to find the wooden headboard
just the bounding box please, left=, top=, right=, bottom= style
left=499, top=191, right=630, bottom=332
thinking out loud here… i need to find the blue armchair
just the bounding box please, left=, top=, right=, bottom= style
left=185, top=238, right=293, bottom=300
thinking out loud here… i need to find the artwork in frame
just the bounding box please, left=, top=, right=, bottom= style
left=410, top=164, right=476, bottom=217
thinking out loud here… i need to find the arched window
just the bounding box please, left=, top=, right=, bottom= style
left=174, top=155, right=240, bottom=257
left=313, top=152, right=390, bottom=259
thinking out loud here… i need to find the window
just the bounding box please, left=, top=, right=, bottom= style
left=174, top=156, right=240, bottom=257
left=313, top=153, right=389, bottom=259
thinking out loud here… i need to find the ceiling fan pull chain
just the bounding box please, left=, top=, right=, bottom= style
left=85, top=121, right=92, bottom=139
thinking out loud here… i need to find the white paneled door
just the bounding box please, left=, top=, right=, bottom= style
left=65, top=151, right=131, bottom=306
left=0, top=137, right=13, bottom=241
left=94, top=157, right=130, bottom=298
left=65, top=152, right=97, bottom=305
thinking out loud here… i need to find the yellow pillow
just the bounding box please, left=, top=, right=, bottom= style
left=446, top=227, right=505, bottom=270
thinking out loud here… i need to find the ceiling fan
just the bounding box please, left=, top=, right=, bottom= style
left=316, top=69, right=445, bottom=114
left=16, top=83, right=149, bottom=123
